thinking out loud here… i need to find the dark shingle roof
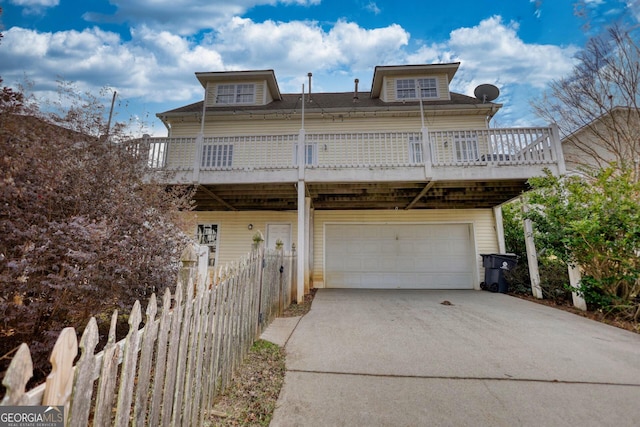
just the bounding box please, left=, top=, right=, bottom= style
left=157, top=91, right=497, bottom=117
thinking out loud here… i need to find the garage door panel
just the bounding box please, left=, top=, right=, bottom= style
left=325, top=223, right=474, bottom=289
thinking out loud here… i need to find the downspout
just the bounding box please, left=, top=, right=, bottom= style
left=417, top=82, right=432, bottom=179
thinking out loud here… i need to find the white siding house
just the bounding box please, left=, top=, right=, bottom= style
left=141, top=63, right=566, bottom=301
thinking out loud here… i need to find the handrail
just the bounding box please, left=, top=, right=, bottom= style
left=136, top=127, right=561, bottom=172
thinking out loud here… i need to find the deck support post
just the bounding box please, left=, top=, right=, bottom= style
left=550, top=123, right=567, bottom=175
left=567, top=264, right=588, bottom=311
left=494, top=205, right=506, bottom=253
left=297, top=181, right=306, bottom=303
left=521, top=200, right=543, bottom=299
left=297, top=83, right=306, bottom=303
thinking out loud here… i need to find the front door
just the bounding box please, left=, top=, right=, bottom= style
left=266, top=223, right=292, bottom=250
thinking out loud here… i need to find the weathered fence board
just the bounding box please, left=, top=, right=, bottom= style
left=0, top=243, right=296, bottom=426
left=148, top=290, right=172, bottom=427
left=68, top=318, right=99, bottom=427
left=93, top=311, right=120, bottom=426
left=133, top=294, right=159, bottom=427
left=161, top=283, right=183, bottom=427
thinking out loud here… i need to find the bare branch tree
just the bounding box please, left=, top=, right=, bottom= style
left=532, top=25, right=640, bottom=174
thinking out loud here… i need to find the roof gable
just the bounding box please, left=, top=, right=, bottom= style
left=370, top=63, right=460, bottom=98
left=195, top=70, right=282, bottom=101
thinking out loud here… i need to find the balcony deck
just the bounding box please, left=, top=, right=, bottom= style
left=138, top=127, right=564, bottom=210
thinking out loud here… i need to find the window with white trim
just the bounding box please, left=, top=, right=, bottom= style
left=418, top=78, right=438, bottom=98
left=216, top=83, right=255, bottom=104
left=454, top=132, right=479, bottom=162
left=409, top=136, right=423, bottom=163
left=293, top=143, right=318, bottom=166
left=396, top=78, right=438, bottom=100
left=196, top=224, right=218, bottom=267
left=202, top=144, right=233, bottom=168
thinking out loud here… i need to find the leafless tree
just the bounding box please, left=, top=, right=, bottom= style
left=532, top=25, right=640, bottom=175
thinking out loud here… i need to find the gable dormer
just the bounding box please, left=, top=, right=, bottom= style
left=370, top=63, right=460, bottom=103
left=196, top=70, right=282, bottom=108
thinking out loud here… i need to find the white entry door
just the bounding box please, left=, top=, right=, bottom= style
left=266, top=223, right=292, bottom=250
left=325, top=223, right=474, bottom=289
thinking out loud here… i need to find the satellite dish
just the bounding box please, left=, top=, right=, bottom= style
left=474, top=84, right=500, bottom=103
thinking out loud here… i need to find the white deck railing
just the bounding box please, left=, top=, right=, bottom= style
left=137, top=127, right=561, bottom=172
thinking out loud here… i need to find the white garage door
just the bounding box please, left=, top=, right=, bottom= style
left=325, top=223, right=475, bottom=289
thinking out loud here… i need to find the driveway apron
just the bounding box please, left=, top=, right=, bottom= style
left=270, top=289, right=640, bottom=427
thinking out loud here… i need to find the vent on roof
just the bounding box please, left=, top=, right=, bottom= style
left=353, top=78, right=359, bottom=102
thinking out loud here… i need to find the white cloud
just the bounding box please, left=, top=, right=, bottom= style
left=0, top=12, right=580, bottom=129
left=83, top=0, right=320, bottom=35
left=0, top=26, right=223, bottom=102
left=627, top=0, right=640, bottom=20
left=9, top=0, right=59, bottom=15
left=445, top=16, right=577, bottom=94
left=207, top=18, right=408, bottom=77
left=10, top=0, right=59, bottom=6
left=365, top=1, right=381, bottom=15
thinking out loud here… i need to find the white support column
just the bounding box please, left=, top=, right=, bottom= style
left=304, top=197, right=311, bottom=293
left=567, top=264, right=588, bottom=311
left=297, top=181, right=306, bottom=303
left=550, top=123, right=566, bottom=175
left=522, top=201, right=543, bottom=299
left=296, top=83, right=306, bottom=303
left=494, top=205, right=506, bottom=254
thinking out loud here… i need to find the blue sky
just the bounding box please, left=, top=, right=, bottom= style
left=1, top=0, right=638, bottom=135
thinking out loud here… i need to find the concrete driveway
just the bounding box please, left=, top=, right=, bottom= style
left=269, top=289, right=640, bottom=427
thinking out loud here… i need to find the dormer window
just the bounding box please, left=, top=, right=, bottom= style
left=396, top=78, right=438, bottom=100
left=216, top=83, right=255, bottom=104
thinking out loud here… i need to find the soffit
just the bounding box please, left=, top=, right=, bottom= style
left=191, top=180, right=529, bottom=211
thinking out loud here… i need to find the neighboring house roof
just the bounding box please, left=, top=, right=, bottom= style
left=561, top=106, right=637, bottom=140
left=561, top=106, right=640, bottom=172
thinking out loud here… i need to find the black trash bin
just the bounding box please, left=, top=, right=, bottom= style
left=480, top=253, right=518, bottom=293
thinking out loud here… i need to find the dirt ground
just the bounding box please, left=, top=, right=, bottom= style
left=514, top=293, right=639, bottom=334
left=205, top=289, right=316, bottom=426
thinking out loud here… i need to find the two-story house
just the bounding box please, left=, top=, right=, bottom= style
left=143, top=63, right=565, bottom=301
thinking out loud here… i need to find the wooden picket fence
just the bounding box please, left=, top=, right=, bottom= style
left=0, top=242, right=296, bottom=426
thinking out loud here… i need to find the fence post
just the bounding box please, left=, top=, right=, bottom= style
left=180, top=243, right=198, bottom=294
